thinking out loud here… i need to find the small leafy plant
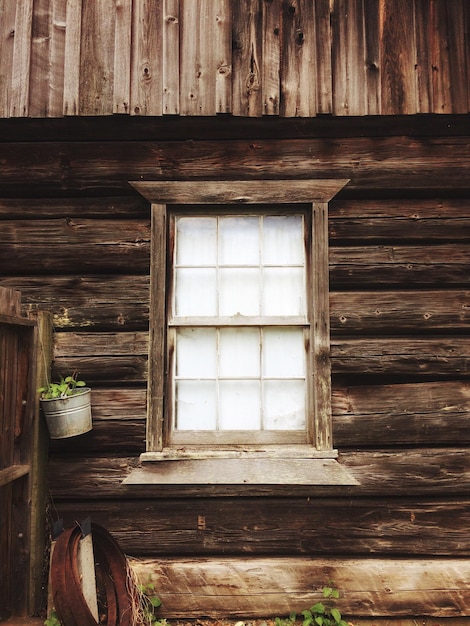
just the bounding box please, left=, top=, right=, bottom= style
left=38, top=373, right=87, bottom=400
left=138, top=581, right=164, bottom=625
left=275, top=586, right=349, bottom=626
left=44, top=611, right=61, bottom=626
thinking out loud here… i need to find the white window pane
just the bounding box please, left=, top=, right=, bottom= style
left=262, top=267, right=305, bottom=315
left=263, top=215, right=304, bottom=264
left=219, top=328, right=260, bottom=377
left=176, top=328, right=217, bottom=377
left=175, top=381, right=217, bottom=430
left=175, top=268, right=217, bottom=316
left=176, top=217, right=217, bottom=265
left=219, top=381, right=260, bottom=430
left=219, top=268, right=260, bottom=316
left=219, top=216, right=259, bottom=265
left=263, top=328, right=305, bottom=377
left=263, top=380, right=305, bottom=430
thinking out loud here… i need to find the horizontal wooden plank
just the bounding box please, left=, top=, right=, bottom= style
left=54, top=331, right=148, bottom=356
left=0, top=243, right=150, bottom=275
left=52, top=355, right=148, bottom=383
left=129, top=556, right=470, bottom=618
left=55, top=496, right=470, bottom=557
left=330, top=219, right=470, bottom=242
left=0, top=197, right=150, bottom=219
left=329, top=198, right=470, bottom=218
left=0, top=464, right=29, bottom=487
left=0, top=276, right=150, bottom=331
left=0, top=218, right=151, bottom=243
left=331, top=290, right=470, bottom=333
left=1, top=115, right=470, bottom=143
left=47, top=448, right=470, bottom=498
left=130, top=180, right=350, bottom=203
left=0, top=137, right=470, bottom=193
left=333, top=380, right=470, bottom=416
left=331, top=337, right=470, bottom=376
left=330, top=245, right=470, bottom=287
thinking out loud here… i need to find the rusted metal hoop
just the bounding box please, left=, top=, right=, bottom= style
left=51, top=523, right=132, bottom=626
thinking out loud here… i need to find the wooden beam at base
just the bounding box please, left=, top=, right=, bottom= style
left=129, top=557, right=470, bottom=619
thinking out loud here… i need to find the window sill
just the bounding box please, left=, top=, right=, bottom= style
left=122, top=450, right=359, bottom=487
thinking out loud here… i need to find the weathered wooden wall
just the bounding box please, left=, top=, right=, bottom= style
left=1, top=114, right=470, bottom=618
left=0, top=0, right=469, bottom=118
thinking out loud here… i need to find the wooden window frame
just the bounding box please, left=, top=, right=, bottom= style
left=131, top=180, right=349, bottom=461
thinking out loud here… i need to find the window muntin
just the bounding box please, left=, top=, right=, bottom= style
left=169, top=211, right=309, bottom=445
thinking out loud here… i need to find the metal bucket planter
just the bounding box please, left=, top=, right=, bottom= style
left=40, top=388, right=92, bottom=439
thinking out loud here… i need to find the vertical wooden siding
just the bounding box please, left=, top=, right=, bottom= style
left=0, top=0, right=468, bottom=118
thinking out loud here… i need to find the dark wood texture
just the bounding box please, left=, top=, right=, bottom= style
left=1, top=115, right=470, bottom=618
left=0, top=288, right=38, bottom=618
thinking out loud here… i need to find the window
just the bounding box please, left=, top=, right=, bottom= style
left=131, top=180, right=350, bottom=465
left=171, top=211, right=308, bottom=445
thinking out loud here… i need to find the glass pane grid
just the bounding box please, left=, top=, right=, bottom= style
left=172, top=213, right=308, bottom=434
left=174, top=327, right=306, bottom=432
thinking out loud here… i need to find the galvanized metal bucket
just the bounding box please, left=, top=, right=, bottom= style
left=40, top=388, right=92, bottom=439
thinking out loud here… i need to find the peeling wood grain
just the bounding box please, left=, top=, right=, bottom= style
left=280, top=0, right=316, bottom=117
left=9, top=0, right=33, bottom=117
left=129, top=557, right=470, bottom=618
left=131, top=0, right=162, bottom=116
left=113, top=0, right=132, bottom=114
left=163, top=0, right=179, bottom=114
left=63, top=0, right=81, bottom=116
left=231, top=0, right=263, bottom=117
left=0, top=0, right=16, bottom=118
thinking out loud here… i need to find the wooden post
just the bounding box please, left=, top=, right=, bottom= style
left=28, top=310, right=53, bottom=614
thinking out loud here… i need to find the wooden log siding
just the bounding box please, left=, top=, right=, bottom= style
left=1, top=0, right=470, bottom=118
left=2, top=116, right=470, bottom=618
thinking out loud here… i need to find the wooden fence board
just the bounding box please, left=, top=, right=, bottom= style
left=113, top=0, right=132, bottom=114
left=380, top=0, right=417, bottom=115
left=63, top=0, right=81, bottom=116
left=1, top=0, right=470, bottom=117
left=79, top=0, right=115, bottom=115
left=332, top=0, right=366, bottom=116
left=231, top=0, right=263, bottom=117
left=29, top=0, right=51, bottom=118
left=163, top=0, right=179, bottom=115
left=0, top=0, right=16, bottom=118
left=280, top=0, right=316, bottom=117
left=131, top=0, right=162, bottom=116
left=9, top=0, right=33, bottom=117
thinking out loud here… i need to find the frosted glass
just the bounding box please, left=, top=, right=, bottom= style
left=176, top=217, right=217, bottom=265
left=263, top=380, right=305, bottom=430
left=219, top=381, right=261, bottom=430
left=263, top=216, right=304, bottom=264
left=176, top=328, right=217, bottom=377
left=219, top=328, right=260, bottom=377
left=219, top=268, right=260, bottom=316
left=219, top=216, right=259, bottom=265
left=175, top=381, right=217, bottom=430
left=262, top=267, right=305, bottom=315
left=263, top=328, right=305, bottom=377
left=175, top=268, right=217, bottom=316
